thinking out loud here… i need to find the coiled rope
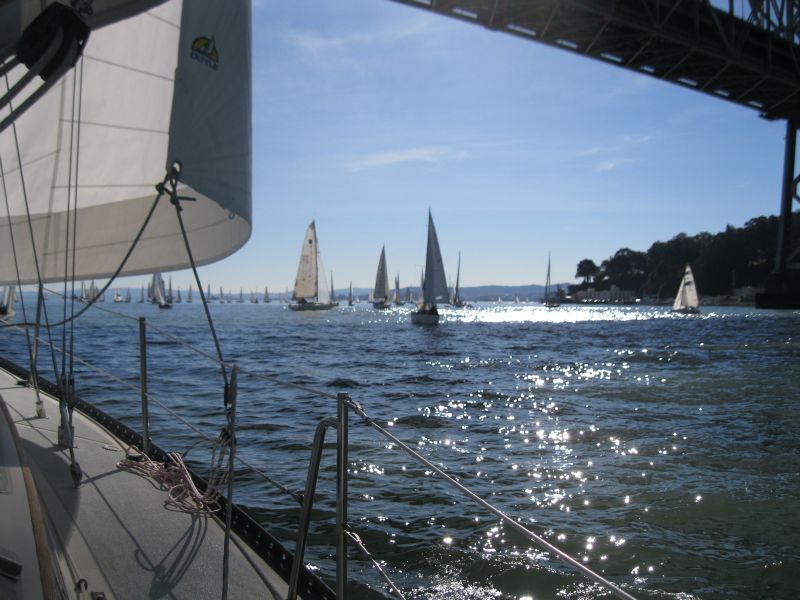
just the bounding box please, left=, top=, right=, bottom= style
left=117, top=439, right=230, bottom=515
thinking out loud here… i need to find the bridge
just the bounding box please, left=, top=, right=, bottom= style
left=392, top=0, right=800, bottom=307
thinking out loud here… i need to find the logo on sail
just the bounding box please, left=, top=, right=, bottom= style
left=190, top=36, right=219, bottom=71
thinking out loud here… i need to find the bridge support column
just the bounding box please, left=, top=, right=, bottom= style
left=756, top=119, right=800, bottom=308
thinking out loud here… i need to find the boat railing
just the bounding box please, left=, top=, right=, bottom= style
left=4, top=295, right=637, bottom=600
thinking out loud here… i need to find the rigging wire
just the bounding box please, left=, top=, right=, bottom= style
left=164, top=162, right=229, bottom=392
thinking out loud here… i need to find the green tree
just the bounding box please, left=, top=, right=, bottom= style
left=575, top=259, right=599, bottom=283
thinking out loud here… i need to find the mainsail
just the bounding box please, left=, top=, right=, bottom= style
left=0, top=0, right=252, bottom=286
left=293, top=221, right=319, bottom=300
left=672, top=265, right=700, bottom=312
left=422, top=211, right=449, bottom=304
left=373, top=246, right=389, bottom=303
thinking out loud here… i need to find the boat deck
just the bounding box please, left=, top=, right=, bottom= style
left=0, top=366, right=296, bottom=600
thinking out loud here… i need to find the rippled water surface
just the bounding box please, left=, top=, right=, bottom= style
left=2, top=300, right=799, bottom=599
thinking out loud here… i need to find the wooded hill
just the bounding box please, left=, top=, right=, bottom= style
left=569, top=214, right=800, bottom=299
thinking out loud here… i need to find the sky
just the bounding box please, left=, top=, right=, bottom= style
left=151, top=0, right=786, bottom=292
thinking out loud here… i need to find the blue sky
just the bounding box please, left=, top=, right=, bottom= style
left=187, top=0, right=785, bottom=293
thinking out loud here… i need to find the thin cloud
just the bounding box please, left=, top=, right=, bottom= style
left=347, top=147, right=461, bottom=171
left=284, top=17, right=434, bottom=57
left=594, top=157, right=639, bottom=172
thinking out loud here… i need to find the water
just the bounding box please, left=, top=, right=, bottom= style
left=2, top=299, right=799, bottom=599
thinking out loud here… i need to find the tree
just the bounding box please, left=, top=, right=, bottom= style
left=575, top=259, right=599, bottom=283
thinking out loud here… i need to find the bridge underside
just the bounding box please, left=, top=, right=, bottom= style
left=393, top=0, right=800, bottom=307
left=393, top=0, right=800, bottom=121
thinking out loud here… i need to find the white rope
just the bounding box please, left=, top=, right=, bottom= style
left=117, top=439, right=230, bottom=515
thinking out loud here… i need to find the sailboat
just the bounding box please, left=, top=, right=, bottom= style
left=451, top=251, right=466, bottom=307
left=372, top=245, right=391, bottom=309
left=264, top=286, right=271, bottom=303
left=394, top=274, right=403, bottom=306
left=330, top=274, right=339, bottom=306
left=187, top=284, right=193, bottom=303
left=543, top=252, right=560, bottom=308
left=238, top=287, right=244, bottom=303
left=348, top=281, right=354, bottom=306
left=289, top=221, right=336, bottom=311
left=0, top=285, right=16, bottom=319
left=411, top=211, right=450, bottom=325
left=672, top=264, right=701, bottom=314
left=150, top=273, right=171, bottom=309
left=0, top=2, right=340, bottom=598
left=113, top=288, right=124, bottom=302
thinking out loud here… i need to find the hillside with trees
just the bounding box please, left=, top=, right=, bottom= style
left=569, top=214, right=800, bottom=300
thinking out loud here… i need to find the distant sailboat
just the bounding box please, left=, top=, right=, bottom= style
left=451, top=251, right=466, bottom=307
left=0, top=285, right=16, bottom=319
left=264, top=286, right=271, bottom=303
left=238, top=288, right=244, bottom=303
left=405, top=287, right=412, bottom=304
left=289, top=221, right=336, bottom=311
left=330, top=274, right=339, bottom=306
left=394, top=274, right=402, bottom=306
left=348, top=281, right=354, bottom=307
left=150, top=273, right=171, bottom=309
left=187, top=285, right=193, bottom=303
left=176, top=288, right=182, bottom=303
left=372, top=246, right=391, bottom=309
left=411, top=211, right=449, bottom=325
left=543, top=252, right=560, bottom=308
left=672, top=265, right=700, bottom=314
left=113, top=288, right=124, bottom=303
left=219, top=286, right=225, bottom=304
left=167, top=276, right=174, bottom=304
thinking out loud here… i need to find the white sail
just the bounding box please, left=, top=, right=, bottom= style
left=0, top=0, right=252, bottom=285
left=0, top=285, right=15, bottom=317
left=293, top=221, right=319, bottom=300
left=151, top=272, right=166, bottom=305
left=317, top=252, right=331, bottom=304
left=373, top=246, right=390, bottom=302
left=422, top=211, right=449, bottom=304
left=673, top=265, right=700, bottom=312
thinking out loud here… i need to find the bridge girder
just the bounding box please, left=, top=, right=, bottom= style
left=392, top=0, right=800, bottom=120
